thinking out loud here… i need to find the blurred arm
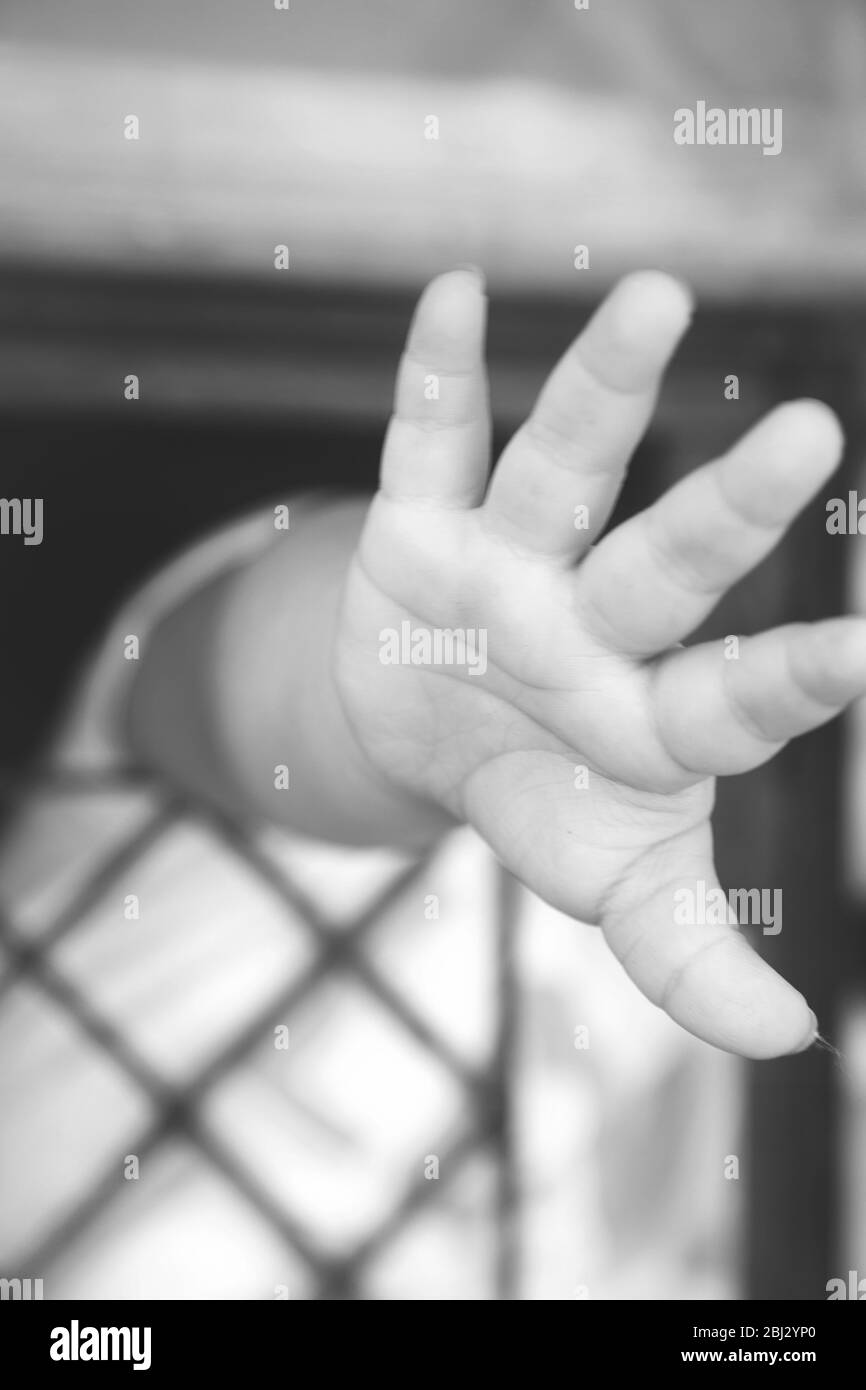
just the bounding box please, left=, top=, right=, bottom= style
left=126, top=495, right=455, bottom=850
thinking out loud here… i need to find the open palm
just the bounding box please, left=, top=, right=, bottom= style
left=335, top=269, right=866, bottom=1058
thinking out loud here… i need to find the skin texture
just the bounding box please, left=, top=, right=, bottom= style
left=131, top=268, right=866, bottom=1061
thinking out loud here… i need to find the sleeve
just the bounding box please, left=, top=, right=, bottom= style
left=48, top=502, right=305, bottom=775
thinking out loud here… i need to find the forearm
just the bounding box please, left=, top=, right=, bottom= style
left=126, top=495, right=455, bottom=849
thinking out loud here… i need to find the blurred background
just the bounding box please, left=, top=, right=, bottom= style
left=0, top=0, right=865, bottom=1299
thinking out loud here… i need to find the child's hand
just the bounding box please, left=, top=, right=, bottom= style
left=335, top=268, right=866, bottom=1059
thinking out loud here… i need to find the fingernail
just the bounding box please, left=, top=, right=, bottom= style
left=453, top=263, right=486, bottom=291
left=793, top=1009, right=819, bottom=1053
left=670, top=274, right=696, bottom=316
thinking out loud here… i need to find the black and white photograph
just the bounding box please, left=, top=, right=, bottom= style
left=1, top=0, right=865, bottom=1335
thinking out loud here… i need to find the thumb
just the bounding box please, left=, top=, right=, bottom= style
left=600, top=827, right=817, bottom=1059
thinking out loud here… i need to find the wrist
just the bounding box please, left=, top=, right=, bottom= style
left=208, top=497, right=456, bottom=848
